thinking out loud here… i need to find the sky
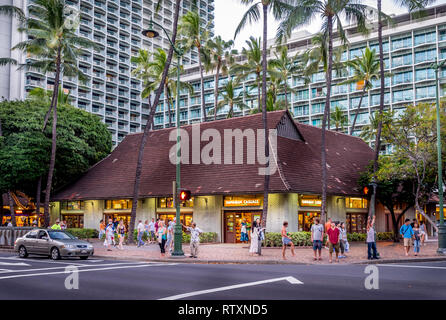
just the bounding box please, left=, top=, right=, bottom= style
left=214, top=0, right=446, bottom=50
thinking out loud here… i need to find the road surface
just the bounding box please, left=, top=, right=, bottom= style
left=0, top=252, right=445, bottom=300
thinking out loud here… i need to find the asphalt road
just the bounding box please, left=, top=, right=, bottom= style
left=0, top=252, right=445, bottom=300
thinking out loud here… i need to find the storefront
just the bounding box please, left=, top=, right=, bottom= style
left=156, top=197, right=194, bottom=226
left=345, top=197, right=368, bottom=234
left=1, top=192, right=41, bottom=226
left=222, top=195, right=262, bottom=243
left=297, top=195, right=321, bottom=231
left=61, top=201, right=85, bottom=228
left=2, top=211, right=43, bottom=227
left=103, top=199, right=132, bottom=229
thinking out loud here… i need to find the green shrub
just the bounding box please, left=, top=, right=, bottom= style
left=377, top=232, right=394, bottom=241
left=181, top=232, right=218, bottom=243
left=133, top=230, right=149, bottom=242
left=66, top=228, right=98, bottom=239
left=265, top=232, right=312, bottom=247
left=347, top=232, right=367, bottom=242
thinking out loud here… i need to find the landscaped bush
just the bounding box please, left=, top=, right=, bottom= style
left=133, top=230, right=149, bottom=242
left=66, top=228, right=98, bottom=239
left=264, top=231, right=395, bottom=247
left=182, top=232, right=218, bottom=243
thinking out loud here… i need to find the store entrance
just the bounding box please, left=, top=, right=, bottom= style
left=346, top=212, right=367, bottom=234
left=224, top=211, right=261, bottom=243
left=298, top=211, right=320, bottom=231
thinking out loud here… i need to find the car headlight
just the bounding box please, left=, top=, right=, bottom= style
left=63, top=244, right=76, bottom=249
left=87, top=244, right=93, bottom=249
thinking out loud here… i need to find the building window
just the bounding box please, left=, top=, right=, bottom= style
left=62, top=201, right=85, bottom=211
left=105, top=199, right=132, bottom=210
left=157, top=197, right=194, bottom=208
left=158, top=213, right=193, bottom=226
left=345, top=197, right=368, bottom=209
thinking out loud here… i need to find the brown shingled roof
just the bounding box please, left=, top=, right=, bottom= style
left=52, top=111, right=374, bottom=201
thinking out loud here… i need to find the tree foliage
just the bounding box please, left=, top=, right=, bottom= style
left=0, top=100, right=112, bottom=196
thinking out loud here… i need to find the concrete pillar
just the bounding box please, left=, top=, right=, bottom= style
left=136, top=198, right=156, bottom=223
left=83, top=200, right=104, bottom=230
left=192, top=195, right=223, bottom=242
left=327, top=196, right=346, bottom=222
left=266, top=193, right=298, bottom=233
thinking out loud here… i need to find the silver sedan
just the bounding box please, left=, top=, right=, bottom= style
left=14, top=229, right=94, bottom=260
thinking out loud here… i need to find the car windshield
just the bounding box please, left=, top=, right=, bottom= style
left=48, top=230, right=76, bottom=240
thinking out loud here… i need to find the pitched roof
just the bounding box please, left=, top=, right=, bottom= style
left=52, top=111, right=374, bottom=201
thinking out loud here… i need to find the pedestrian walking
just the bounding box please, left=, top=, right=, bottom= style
left=400, top=219, right=414, bottom=256
left=420, top=221, right=428, bottom=246
left=51, top=219, right=61, bottom=230
left=148, top=218, right=156, bottom=243
left=157, top=221, right=167, bottom=258
left=249, top=220, right=260, bottom=256
left=61, top=220, right=67, bottom=230
left=324, top=217, right=332, bottom=249
left=184, top=222, right=202, bottom=258
left=254, top=218, right=264, bottom=256
left=240, top=219, right=249, bottom=243
left=327, top=221, right=340, bottom=263
left=116, top=219, right=126, bottom=250
left=413, top=222, right=421, bottom=256
left=281, top=221, right=295, bottom=260
left=340, top=222, right=349, bottom=257
left=99, top=219, right=105, bottom=240
left=105, top=218, right=114, bottom=251
left=165, top=219, right=174, bottom=254
left=136, top=220, right=145, bottom=247
left=366, top=216, right=379, bottom=260
left=311, top=218, right=324, bottom=261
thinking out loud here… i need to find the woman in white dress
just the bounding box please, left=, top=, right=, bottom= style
left=249, top=221, right=259, bottom=256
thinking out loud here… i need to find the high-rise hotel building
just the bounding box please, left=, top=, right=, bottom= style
left=153, top=4, right=446, bottom=154
left=0, top=0, right=215, bottom=146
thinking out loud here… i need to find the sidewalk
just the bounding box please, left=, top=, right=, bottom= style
left=92, top=239, right=446, bottom=265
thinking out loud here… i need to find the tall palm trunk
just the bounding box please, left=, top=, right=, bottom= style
left=261, top=3, right=270, bottom=236
left=198, top=43, right=207, bottom=122
left=35, top=176, right=42, bottom=221
left=350, top=84, right=367, bottom=135
left=128, top=0, right=182, bottom=241
left=369, top=0, right=386, bottom=218
left=227, top=101, right=234, bottom=119
left=7, top=191, right=16, bottom=227
left=43, top=47, right=62, bottom=227
left=321, top=16, right=334, bottom=225
left=257, top=75, right=261, bottom=112
left=214, top=59, right=221, bottom=121
left=284, top=84, right=288, bottom=111
left=165, top=85, right=173, bottom=128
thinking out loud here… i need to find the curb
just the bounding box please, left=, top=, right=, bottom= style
left=353, top=257, right=446, bottom=265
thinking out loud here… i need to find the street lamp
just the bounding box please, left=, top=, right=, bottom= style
left=142, top=19, right=184, bottom=256
left=431, top=58, right=446, bottom=255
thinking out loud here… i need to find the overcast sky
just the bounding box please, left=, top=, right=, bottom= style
left=214, top=0, right=446, bottom=50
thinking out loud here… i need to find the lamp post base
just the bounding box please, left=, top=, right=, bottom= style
left=437, top=224, right=446, bottom=255
left=172, top=223, right=184, bottom=257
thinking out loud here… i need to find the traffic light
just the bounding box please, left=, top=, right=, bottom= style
left=363, top=184, right=375, bottom=196
left=178, top=189, right=191, bottom=202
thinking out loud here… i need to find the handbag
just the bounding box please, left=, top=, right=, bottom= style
left=344, top=241, right=350, bottom=252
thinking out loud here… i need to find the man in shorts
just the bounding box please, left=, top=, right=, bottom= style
left=400, top=219, right=414, bottom=256
left=311, top=218, right=324, bottom=261
left=148, top=218, right=156, bottom=243
left=327, top=221, right=340, bottom=263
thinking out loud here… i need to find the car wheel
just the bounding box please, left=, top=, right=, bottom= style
left=79, top=256, right=88, bottom=260
left=18, top=246, right=28, bottom=258
left=51, top=247, right=61, bottom=260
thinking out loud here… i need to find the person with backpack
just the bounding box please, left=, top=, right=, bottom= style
left=400, top=219, right=414, bottom=256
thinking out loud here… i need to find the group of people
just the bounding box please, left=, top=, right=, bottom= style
left=101, top=217, right=203, bottom=258
left=400, top=218, right=428, bottom=257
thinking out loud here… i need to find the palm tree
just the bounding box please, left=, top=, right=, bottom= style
left=341, top=47, right=383, bottom=135
left=206, top=36, right=237, bottom=120
left=370, top=0, right=435, bottom=218
left=128, top=0, right=183, bottom=241
left=213, top=79, right=248, bottom=118
left=268, top=45, right=300, bottom=110
left=235, top=0, right=292, bottom=233
left=279, top=0, right=369, bottom=224
left=230, top=36, right=263, bottom=113
left=179, top=10, right=210, bottom=122
left=330, top=106, right=348, bottom=132
left=132, top=49, right=192, bottom=128
left=0, top=0, right=96, bottom=227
